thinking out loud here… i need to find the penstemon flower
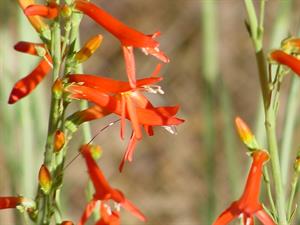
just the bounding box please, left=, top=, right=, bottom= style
left=8, top=41, right=52, bottom=104
left=74, top=0, right=169, bottom=87
left=67, top=74, right=183, bottom=170
left=79, top=144, right=146, bottom=225
left=213, top=150, right=275, bottom=225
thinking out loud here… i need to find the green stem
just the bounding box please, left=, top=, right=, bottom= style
left=201, top=1, right=218, bottom=223
left=244, top=1, right=287, bottom=224
left=254, top=0, right=292, bottom=146
left=263, top=167, right=277, bottom=218
left=280, top=77, right=300, bottom=188
left=265, top=107, right=287, bottom=224
left=287, top=171, right=299, bottom=221
left=202, top=1, right=218, bottom=85
left=44, top=20, right=62, bottom=169
left=36, top=8, right=62, bottom=225
left=220, top=80, right=240, bottom=198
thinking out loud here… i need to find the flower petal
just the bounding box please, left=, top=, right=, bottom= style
left=119, top=132, right=139, bottom=172
left=122, top=46, right=136, bottom=88
left=68, top=105, right=110, bottom=124
left=270, top=50, right=300, bottom=76
left=0, top=197, right=24, bottom=209
left=125, top=95, right=142, bottom=139
left=74, top=0, right=158, bottom=48
left=78, top=199, right=97, bottom=225
left=14, top=41, right=46, bottom=56
left=213, top=203, right=239, bottom=225
left=8, top=55, right=52, bottom=104
left=120, top=94, right=126, bottom=140
left=239, top=151, right=269, bottom=205
left=17, top=0, right=48, bottom=33
left=80, top=145, right=115, bottom=199
left=68, top=74, right=162, bottom=93
left=25, top=3, right=59, bottom=19
left=121, top=199, right=146, bottom=222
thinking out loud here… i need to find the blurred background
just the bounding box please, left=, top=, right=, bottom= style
left=1, top=0, right=300, bottom=224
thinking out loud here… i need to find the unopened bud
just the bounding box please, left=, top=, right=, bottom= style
left=282, top=37, right=300, bottom=53
left=54, top=130, right=65, bottom=152
left=52, top=78, right=63, bottom=99
left=61, top=5, right=72, bottom=18
left=38, top=164, right=52, bottom=194
left=235, top=117, right=259, bottom=150
left=75, top=34, right=103, bottom=63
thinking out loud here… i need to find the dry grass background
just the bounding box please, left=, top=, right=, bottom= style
left=1, top=0, right=300, bottom=225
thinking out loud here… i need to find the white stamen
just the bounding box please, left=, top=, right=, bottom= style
left=104, top=203, right=112, bottom=215
left=141, top=47, right=149, bottom=55
left=114, top=203, right=121, bottom=212
left=163, top=125, right=177, bottom=135
left=142, top=85, right=164, bottom=94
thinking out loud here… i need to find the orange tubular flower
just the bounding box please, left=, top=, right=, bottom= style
left=78, top=145, right=146, bottom=225
left=8, top=41, right=52, bottom=104
left=67, top=74, right=183, bottom=170
left=74, top=0, right=169, bottom=87
left=24, top=3, right=60, bottom=19
left=270, top=50, right=300, bottom=76
left=18, top=0, right=48, bottom=33
left=213, top=150, right=275, bottom=225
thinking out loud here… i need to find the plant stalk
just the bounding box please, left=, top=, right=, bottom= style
left=244, top=0, right=287, bottom=223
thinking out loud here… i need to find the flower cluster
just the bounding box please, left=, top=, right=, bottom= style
left=4, top=0, right=183, bottom=224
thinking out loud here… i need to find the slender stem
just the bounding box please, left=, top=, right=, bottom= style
left=265, top=107, right=287, bottom=224
left=202, top=0, right=218, bottom=85
left=287, top=171, right=299, bottom=220
left=244, top=1, right=287, bottom=224
left=263, top=167, right=277, bottom=217
left=254, top=0, right=292, bottom=146
left=36, top=5, right=62, bottom=224
left=281, top=77, right=300, bottom=188
left=220, top=79, right=240, bottom=198
left=201, top=1, right=218, bottom=223
left=44, top=20, right=62, bottom=169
